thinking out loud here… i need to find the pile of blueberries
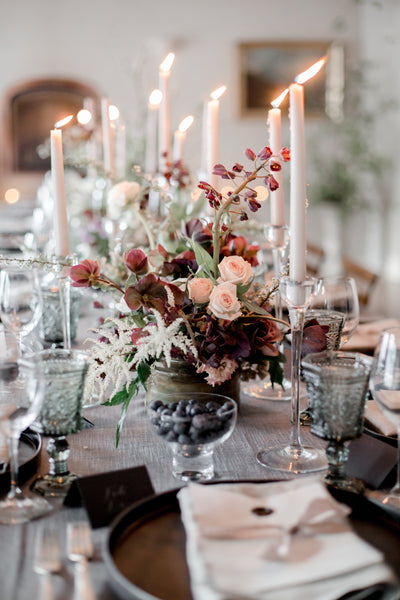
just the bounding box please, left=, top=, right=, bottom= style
left=148, top=397, right=236, bottom=447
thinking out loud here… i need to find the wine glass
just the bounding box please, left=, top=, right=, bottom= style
left=369, top=327, right=400, bottom=508
left=0, top=267, right=43, bottom=356
left=0, top=330, right=51, bottom=523
left=310, top=276, right=360, bottom=346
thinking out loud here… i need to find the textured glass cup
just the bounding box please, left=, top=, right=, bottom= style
left=302, top=350, right=372, bottom=493
left=300, top=309, right=345, bottom=426
left=27, top=349, right=89, bottom=497
left=370, top=327, right=400, bottom=509
left=148, top=392, right=237, bottom=482
left=40, top=286, right=81, bottom=346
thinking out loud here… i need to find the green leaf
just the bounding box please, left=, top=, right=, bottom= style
left=236, top=281, right=252, bottom=297
left=189, top=238, right=215, bottom=279
left=267, top=356, right=285, bottom=388
left=137, top=360, right=151, bottom=388
left=241, top=297, right=271, bottom=316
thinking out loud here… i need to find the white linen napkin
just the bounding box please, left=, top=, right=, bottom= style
left=178, top=478, right=394, bottom=600
left=342, top=318, right=400, bottom=351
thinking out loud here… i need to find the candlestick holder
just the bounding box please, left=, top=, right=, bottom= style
left=257, top=276, right=328, bottom=474
left=243, top=224, right=294, bottom=401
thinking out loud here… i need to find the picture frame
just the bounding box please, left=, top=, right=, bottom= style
left=238, top=41, right=341, bottom=118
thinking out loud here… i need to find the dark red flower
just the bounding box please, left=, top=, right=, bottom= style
left=264, top=174, right=279, bottom=191
left=269, top=160, right=282, bottom=172
left=124, top=273, right=169, bottom=314
left=244, top=148, right=256, bottom=161
left=280, top=147, right=291, bottom=162
left=69, top=260, right=101, bottom=287
left=258, top=146, right=272, bottom=161
left=124, top=248, right=148, bottom=274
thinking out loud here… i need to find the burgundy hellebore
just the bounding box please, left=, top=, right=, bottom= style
left=70, top=259, right=101, bottom=287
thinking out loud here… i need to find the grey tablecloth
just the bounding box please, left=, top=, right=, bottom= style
left=0, top=306, right=395, bottom=600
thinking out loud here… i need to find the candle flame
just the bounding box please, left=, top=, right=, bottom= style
left=178, top=115, right=194, bottom=133
left=210, top=85, right=227, bottom=100
left=149, top=89, right=163, bottom=106
left=54, top=115, right=73, bottom=128
left=295, top=57, right=327, bottom=85
left=109, top=105, right=120, bottom=121
left=77, top=109, right=92, bottom=125
left=160, top=52, right=175, bottom=73
left=271, top=88, right=289, bottom=108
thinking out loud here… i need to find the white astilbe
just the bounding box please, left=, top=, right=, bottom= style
left=84, top=317, right=136, bottom=403
left=132, top=309, right=198, bottom=367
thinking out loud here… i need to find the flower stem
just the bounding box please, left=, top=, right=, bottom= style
left=212, top=159, right=269, bottom=275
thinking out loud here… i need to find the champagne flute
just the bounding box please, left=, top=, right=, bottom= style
left=0, top=330, right=51, bottom=523
left=370, top=327, right=400, bottom=508
left=310, top=275, right=360, bottom=346
left=0, top=267, right=42, bottom=356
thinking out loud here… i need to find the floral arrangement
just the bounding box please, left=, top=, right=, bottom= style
left=70, top=144, right=326, bottom=444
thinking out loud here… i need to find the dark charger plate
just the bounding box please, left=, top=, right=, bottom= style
left=104, top=484, right=400, bottom=600
left=0, top=429, right=42, bottom=495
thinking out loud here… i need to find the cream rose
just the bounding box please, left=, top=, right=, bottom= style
left=208, top=282, right=242, bottom=321
left=107, top=181, right=140, bottom=220
left=218, top=256, right=253, bottom=285
left=188, top=277, right=214, bottom=304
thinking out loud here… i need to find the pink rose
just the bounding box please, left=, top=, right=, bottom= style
left=208, top=282, right=242, bottom=321
left=188, top=277, right=214, bottom=304
left=218, top=256, right=253, bottom=285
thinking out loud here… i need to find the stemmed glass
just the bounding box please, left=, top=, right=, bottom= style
left=0, top=330, right=51, bottom=523
left=370, top=327, right=400, bottom=508
left=310, top=276, right=360, bottom=347
left=257, top=277, right=328, bottom=474
left=0, top=267, right=42, bottom=356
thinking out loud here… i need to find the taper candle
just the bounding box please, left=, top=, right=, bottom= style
left=50, top=128, right=70, bottom=256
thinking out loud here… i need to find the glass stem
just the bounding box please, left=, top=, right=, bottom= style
left=58, top=278, right=71, bottom=350
left=7, top=434, right=23, bottom=500
left=394, top=427, right=400, bottom=495
left=288, top=308, right=305, bottom=451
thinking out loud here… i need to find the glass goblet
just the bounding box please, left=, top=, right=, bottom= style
left=302, top=350, right=373, bottom=494
left=28, top=349, right=90, bottom=497
left=311, top=276, right=360, bottom=346
left=370, top=327, right=400, bottom=508
left=0, top=267, right=42, bottom=356
left=0, top=338, right=51, bottom=524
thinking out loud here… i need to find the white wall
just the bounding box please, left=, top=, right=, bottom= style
left=1, top=0, right=399, bottom=284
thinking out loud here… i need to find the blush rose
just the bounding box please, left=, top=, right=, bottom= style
left=208, top=282, right=242, bottom=321
left=188, top=277, right=214, bottom=304
left=218, top=256, right=253, bottom=285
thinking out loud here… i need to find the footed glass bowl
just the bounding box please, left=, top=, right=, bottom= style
left=148, top=392, right=237, bottom=482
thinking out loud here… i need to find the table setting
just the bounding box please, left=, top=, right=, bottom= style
left=1, top=51, right=400, bottom=600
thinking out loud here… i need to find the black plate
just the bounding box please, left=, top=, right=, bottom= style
left=104, top=484, right=400, bottom=600
left=0, top=429, right=41, bottom=494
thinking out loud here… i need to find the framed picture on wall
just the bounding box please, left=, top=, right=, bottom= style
left=238, top=41, right=342, bottom=119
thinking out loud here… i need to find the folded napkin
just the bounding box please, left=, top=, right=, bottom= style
left=365, top=398, right=399, bottom=437
left=178, top=478, right=394, bottom=600
left=342, top=318, right=400, bottom=351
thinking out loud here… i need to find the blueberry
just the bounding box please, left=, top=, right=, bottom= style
left=206, top=401, right=220, bottom=412
left=165, top=430, right=179, bottom=442
left=178, top=434, right=191, bottom=445
left=149, top=400, right=163, bottom=411
left=173, top=421, right=190, bottom=435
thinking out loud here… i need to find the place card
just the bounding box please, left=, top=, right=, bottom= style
left=64, top=465, right=155, bottom=528
left=346, top=433, right=397, bottom=490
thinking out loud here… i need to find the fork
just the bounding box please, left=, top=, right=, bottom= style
left=33, top=524, right=62, bottom=600
left=67, top=521, right=95, bottom=600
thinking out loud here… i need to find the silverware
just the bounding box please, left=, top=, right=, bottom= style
left=33, top=524, right=61, bottom=600
left=67, top=521, right=95, bottom=600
